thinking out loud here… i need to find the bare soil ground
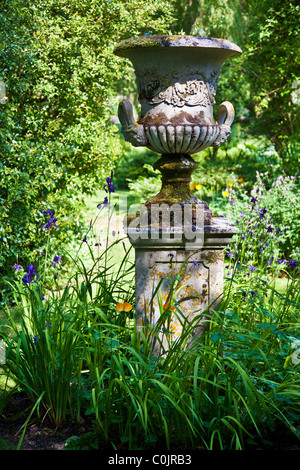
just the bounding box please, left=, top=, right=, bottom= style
left=0, top=392, right=94, bottom=450
left=1, top=392, right=300, bottom=451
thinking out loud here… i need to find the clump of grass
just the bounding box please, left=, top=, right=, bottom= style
left=1, top=171, right=300, bottom=450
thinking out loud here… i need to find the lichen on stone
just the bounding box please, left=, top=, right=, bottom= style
left=114, top=35, right=190, bottom=54
left=114, top=35, right=242, bottom=56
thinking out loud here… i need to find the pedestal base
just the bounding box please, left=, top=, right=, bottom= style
left=126, top=216, right=237, bottom=355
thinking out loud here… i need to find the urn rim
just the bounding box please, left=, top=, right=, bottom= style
left=114, top=35, right=242, bottom=57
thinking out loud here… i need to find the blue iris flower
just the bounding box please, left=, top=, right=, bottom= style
left=13, top=264, right=23, bottom=272
left=53, top=255, right=62, bottom=268
left=42, top=209, right=58, bottom=230
left=22, top=264, right=38, bottom=284
left=103, top=171, right=115, bottom=193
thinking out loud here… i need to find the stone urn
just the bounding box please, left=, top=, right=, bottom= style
left=114, top=35, right=242, bottom=154
left=113, top=36, right=242, bottom=354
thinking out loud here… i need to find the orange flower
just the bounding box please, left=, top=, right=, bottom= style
left=116, top=301, right=132, bottom=312
left=163, top=301, right=175, bottom=311
left=123, top=302, right=132, bottom=312
left=190, top=183, right=196, bottom=190
left=238, top=178, right=243, bottom=183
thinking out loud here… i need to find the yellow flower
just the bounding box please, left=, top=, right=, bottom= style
left=190, top=183, right=196, bottom=190
left=238, top=178, right=243, bottom=183
left=116, top=301, right=132, bottom=312
left=228, top=182, right=233, bottom=187
left=196, top=184, right=202, bottom=190
left=223, top=191, right=229, bottom=197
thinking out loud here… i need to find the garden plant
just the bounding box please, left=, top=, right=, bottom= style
left=1, top=167, right=300, bottom=451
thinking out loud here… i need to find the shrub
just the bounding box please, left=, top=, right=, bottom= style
left=113, top=145, right=158, bottom=191
left=0, top=0, right=174, bottom=295
left=127, top=164, right=162, bottom=202
left=224, top=170, right=300, bottom=261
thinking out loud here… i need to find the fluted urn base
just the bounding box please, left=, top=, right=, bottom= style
left=141, top=123, right=230, bottom=154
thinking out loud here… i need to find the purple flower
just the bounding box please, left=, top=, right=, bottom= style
left=240, top=212, right=245, bottom=218
left=250, top=196, right=258, bottom=205
left=22, top=264, right=38, bottom=284
left=13, top=264, right=23, bottom=272
left=267, top=226, right=274, bottom=233
left=53, top=255, right=62, bottom=268
left=226, top=251, right=233, bottom=258
left=259, top=207, right=268, bottom=219
left=193, top=260, right=198, bottom=266
left=249, top=266, right=256, bottom=272
left=97, top=196, right=109, bottom=210
left=42, top=209, right=58, bottom=230
left=288, top=259, right=299, bottom=269
left=276, top=259, right=287, bottom=264
left=103, top=171, right=115, bottom=193
left=42, top=209, right=55, bottom=217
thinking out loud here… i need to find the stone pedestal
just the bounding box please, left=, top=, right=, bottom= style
left=125, top=217, right=237, bottom=355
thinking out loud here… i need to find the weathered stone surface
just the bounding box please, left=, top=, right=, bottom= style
left=126, top=217, right=237, bottom=355
left=115, top=35, right=242, bottom=153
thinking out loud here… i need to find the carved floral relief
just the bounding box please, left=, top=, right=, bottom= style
left=135, top=68, right=220, bottom=108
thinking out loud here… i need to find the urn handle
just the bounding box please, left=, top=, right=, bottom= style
left=216, top=101, right=235, bottom=127
left=213, top=101, right=235, bottom=148
left=118, top=98, right=147, bottom=147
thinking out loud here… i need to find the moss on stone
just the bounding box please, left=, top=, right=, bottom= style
left=114, top=35, right=190, bottom=54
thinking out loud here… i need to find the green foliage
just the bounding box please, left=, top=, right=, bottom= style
left=191, top=139, right=280, bottom=198
left=113, top=145, right=158, bottom=190
left=172, top=0, right=248, bottom=45
left=0, top=0, right=174, bottom=293
left=225, top=171, right=300, bottom=261
left=244, top=0, right=300, bottom=167
left=1, top=214, right=300, bottom=449
left=172, top=0, right=300, bottom=171
left=1, top=214, right=135, bottom=428
left=127, top=164, right=161, bottom=202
